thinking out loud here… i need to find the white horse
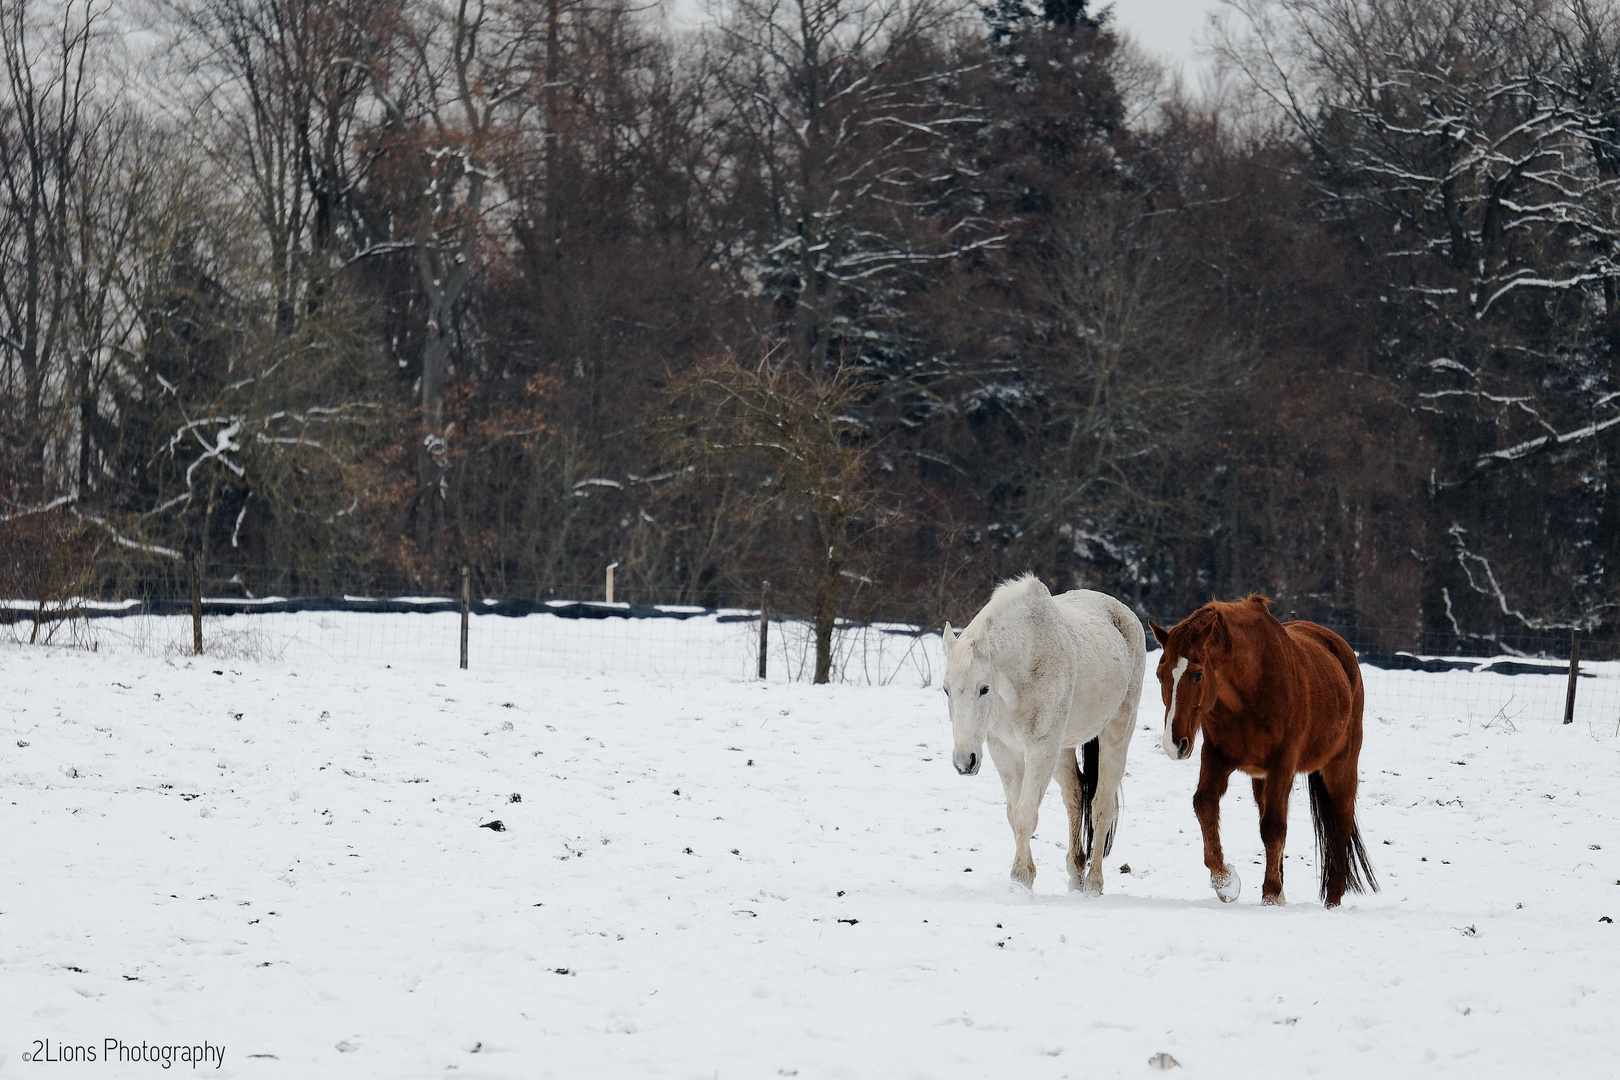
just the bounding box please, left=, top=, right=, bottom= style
left=944, top=574, right=1145, bottom=894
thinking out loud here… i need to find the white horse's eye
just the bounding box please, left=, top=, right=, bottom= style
left=979, top=685, right=989, bottom=696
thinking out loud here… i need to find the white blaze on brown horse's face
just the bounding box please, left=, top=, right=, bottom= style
left=1154, top=649, right=1208, bottom=760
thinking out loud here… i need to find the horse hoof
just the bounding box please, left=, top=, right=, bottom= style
left=1070, top=876, right=1102, bottom=897
left=1212, top=864, right=1241, bottom=903
left=1262, top=890, right=1286, bottom=907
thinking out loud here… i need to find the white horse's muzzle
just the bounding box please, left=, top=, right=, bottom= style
left=953, top=749, right=981, bottom=775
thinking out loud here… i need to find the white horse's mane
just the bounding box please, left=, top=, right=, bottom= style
left=959, top=573, right=1045, bottom=637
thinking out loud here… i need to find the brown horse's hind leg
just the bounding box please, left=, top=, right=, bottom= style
left=1194, top=745, right=1240, bottom=902
left=1312, top=746, right=1377, bottom=907
left=1255, top=770, right=1293, bottom=905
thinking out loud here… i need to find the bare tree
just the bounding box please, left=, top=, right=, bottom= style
left=357, top=0, right=538, bottom=560
left=663, top=351, right=886, bottom=682
left=1217, top=0, right=1620, bottom=633
left=706, top=0, right=998, bottom=375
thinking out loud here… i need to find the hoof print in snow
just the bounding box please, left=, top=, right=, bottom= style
left=1118, top=863, right=1132, bottom=874
left=15, top=740, right=27, bottom=747
left=838, top=918, right=858, bottom=925
left=335, top=1041, right=357, bottom=1053
left=1147, top=1052, right=1181, bottom=1069
left=554, top=967, right=572, bottom=975
left=509, top=792, right=522, bottom=803
left=963, top=868, right=972, bottom=873
left=480, top=820, right=506, bottom=832
left=684, top=847, right=694, bottom=854
left=672, top=788, right=680, bottom=795
left=1457, top=924, right=1477, bottom=936
left=1601, top=916, right=1613, bottom=923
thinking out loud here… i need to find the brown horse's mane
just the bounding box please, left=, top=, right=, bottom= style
left=1167, top=594, right=1275, bottom=654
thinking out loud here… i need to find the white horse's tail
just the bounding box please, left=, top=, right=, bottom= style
left=1079, top=737, right=1100, bottom=862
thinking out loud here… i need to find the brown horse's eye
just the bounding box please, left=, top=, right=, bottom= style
left=1191, top=672, right=1203, bottom=683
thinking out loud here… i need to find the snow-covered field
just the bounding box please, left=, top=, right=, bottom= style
left=3, top=629, right=1618, bottom=1078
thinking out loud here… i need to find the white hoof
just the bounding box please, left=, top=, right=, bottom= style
left=1212, top=864, right=1241, bottom=903
left=1262, top=889, right=1286, bottom=907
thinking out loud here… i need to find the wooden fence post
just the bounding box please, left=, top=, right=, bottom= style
left=606, top=561, right=618, bottom=605
left=758, top=581, right=770, bottom=680
left=460, top=565, right=470, bottom=671
left=1563, top=627, right=1582, bottom=725
left=189, top=553, right=202, bottom=656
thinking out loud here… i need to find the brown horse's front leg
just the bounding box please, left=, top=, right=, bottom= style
left=1255, top=770, right=1293, bottom=905
left=1193, top=746, right=1240, bottom=902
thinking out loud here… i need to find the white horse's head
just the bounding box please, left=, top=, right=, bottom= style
left=942, top=617, right=1021, bottom=776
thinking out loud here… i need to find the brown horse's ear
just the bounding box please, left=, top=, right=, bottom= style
left=1248, top=594, right=1272, bottom=611
left=1149, top=621, right=1168, bottom=647
left=1210, top=611, right=1233, bottom=654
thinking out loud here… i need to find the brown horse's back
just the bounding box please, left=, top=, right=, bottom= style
left=1285, top=621, right=1361, bottom=694
left=1280, top=621, right=1363, bottom=772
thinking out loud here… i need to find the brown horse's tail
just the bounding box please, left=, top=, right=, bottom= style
left=1308, top=771, right=1379, bottom=902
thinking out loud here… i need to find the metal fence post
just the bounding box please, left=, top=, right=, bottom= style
left=1563, top=627, right=1582, bottom=725
left=758, top=581, right=770, bottom=680
left=189, top=553, right=202, bottom=656
left=460, top=565, right=470, bottom=671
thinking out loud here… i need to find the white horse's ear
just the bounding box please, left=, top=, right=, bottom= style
left=993, top=669, right=1019, bottom=711
left=942, top=622, right=956, bottom=649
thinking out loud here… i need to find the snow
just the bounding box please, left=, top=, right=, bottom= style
left=3, top=626, right=1618, bottom=1077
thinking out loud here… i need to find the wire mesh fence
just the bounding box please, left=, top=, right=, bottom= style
left=0, top=594, right=942, bottom=686
left=2, top=574, right=1617, bottom=731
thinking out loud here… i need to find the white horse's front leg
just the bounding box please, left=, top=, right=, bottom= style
left=1008, top=738, right=1062, bottom=890
left=985, top=733, right=1028, bottom=882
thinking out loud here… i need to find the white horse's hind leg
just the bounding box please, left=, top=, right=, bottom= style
left=1081, top=707, right=1134, bottom=895
left=1054, top=746, right=1087, bottom=891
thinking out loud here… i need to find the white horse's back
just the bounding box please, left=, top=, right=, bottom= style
left=1049, top=588, right=1146, bottom=744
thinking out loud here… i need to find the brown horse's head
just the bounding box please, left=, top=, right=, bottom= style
left=1148, top=599, right=1263, bottom=760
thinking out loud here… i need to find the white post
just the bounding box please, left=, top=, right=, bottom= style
left=606, top=561, right=619, bottom=605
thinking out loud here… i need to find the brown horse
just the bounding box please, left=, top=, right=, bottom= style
left=1148, top=596, right=1377, bottom=908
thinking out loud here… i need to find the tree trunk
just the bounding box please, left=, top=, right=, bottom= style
left=811, top=533, right=844, bottom=684
left=417, top=314, right=450, bottom=560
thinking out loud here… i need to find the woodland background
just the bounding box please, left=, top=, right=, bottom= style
left=1, top=0, right=1618, bottom=660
